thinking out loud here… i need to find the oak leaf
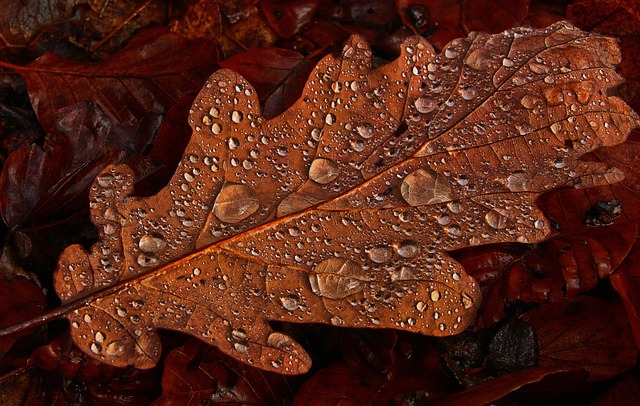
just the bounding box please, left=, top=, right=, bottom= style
left=48, top=21, right=638, bottom=374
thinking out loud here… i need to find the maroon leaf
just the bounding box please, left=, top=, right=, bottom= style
left=219, top=47, right=320, bottom=119
left=152, top=339, right=295, bottom=405
left=523, top=296, right=638, bottom=381
left=434, top=366, right=589, bottom=405
left=461, top=0, right=530, bottom=34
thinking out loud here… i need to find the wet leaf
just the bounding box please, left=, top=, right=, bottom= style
left=38, top=22, right=639, bottom=374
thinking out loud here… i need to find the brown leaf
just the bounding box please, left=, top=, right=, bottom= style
left=44, top=22, right=638, bottom=374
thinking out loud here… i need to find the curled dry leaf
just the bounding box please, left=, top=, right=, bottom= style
left=49, top=22, right=638, bottom=374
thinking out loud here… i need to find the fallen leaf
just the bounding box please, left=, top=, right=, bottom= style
left=33, top=22, right=639, bottom=374
left=153, top=338, right=295, bottom=405
left=567, top=0, right=640, bottom=36
left=523, top=297, right=638, bottom=381
left=461, top=0, right=530, bottom=34
left=0, top=30, right=218, bottom=228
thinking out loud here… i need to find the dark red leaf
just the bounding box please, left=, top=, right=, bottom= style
left=0, top=30, right=218, bottom=228
left=0, top=249, right=46, bottom=353
left=461, top=0, right=530, bottom=34
left=260, top=0, right=319, bottom=39
left=434, top=366, right=589, bottom=406
left=568, top=0, right=640, bottom=36
left=152, top=339, right=295, bottom=405
left=593, top=372, right=640, bottom=405
left=523, top=297, right=638, bottom=381
left=219, top=47, right=320, bottom=119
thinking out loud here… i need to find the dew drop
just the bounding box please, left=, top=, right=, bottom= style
left=325, top=113, right=336, bottom=125
left=520, top=95, right=538, bottom=109
left=280, top=295, right=300, bottom=311
left=534, top=219, right=545, bottom=229
left=505, top=172, right=530, bottom=192
left=397, top=240, right=420, bottom=258
left=209, top=107, right=220, bottom=117
left=461, top=87, right=477, bottom=100
left=231, top=110, right=243, bottom=123
left=356, top=123, right=374, bottom=139
left=212, top=122, right=222, bottom=134
left=485, top=210, right=508, bottom=229
left=401, top=168, right=452, bottom=206
left=213, top=183, right=260, bottom=223
left=138, top=233, right=167, bottom=253
left=95, top=331, right=106, bottom=343
left=234, top=342, right=249, bottom=354
left=105, top=341, right=124, bottom=356
left=368, top=246, right=393, bottom=264
left=502, top=58, right=514, bottom=67
left=416, top=301, right=427, bottom=312
left=414, top=97, right=437, bottom=113
left=90, top=342, right=102, bottom=354
left=84, top=314, right=92, bottom=323
left=308, top=258, right=366, bottom=300
left=309, top=158, right=340, bottom=184
left=430, top=290, right=441, bottom=302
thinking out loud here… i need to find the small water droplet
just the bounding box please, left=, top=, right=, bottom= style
left=90, top=342, right=101, bottom=354
left=534, top=219, right=545, bottom=229
left=95, top=331, right=106, bottom=343
left=430, top=290, right=441, bottom=302
left=553, top=158, right=566, bottom=168
left=234, top=342, right=249, bottom=354
left=325, top=113, right=336, bottom=125
left=84, top=314, right=92, bottom=323
left=505, top=172, right=530, bottom=192
left=502, top=58, right=514, bottom=67
left=416, top=301, right=427, bottom=312
left=209, top=107, right=220, bottom=117
left=105, top=341, right=124, bottom=356
left=461, top=87, right=477, bottom=100
left=212, top=122, right=222, bottom=134
left=520, top=95, right=538, bottom=109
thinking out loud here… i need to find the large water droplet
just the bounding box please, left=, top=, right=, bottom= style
left=505, top=172, right=530, bottom=192
left=430, top=290, right=441, bottom=302
left=231, top=110, right=243, bottom=123
left=356, top=123, right=374, bottom=139
left=309, top=158, right=340, bottom=184
left=396, top=240, right=419, bottom=258
left=308, top=258, right=367, bottom=300
left=401, top=168, right=452, bottom=206
left=414, top=97, right=437, bottom=113
left=485, top=210, right=508, bottom=229
left=461, top=87, right=477, bottom=100
left=280, top=295, right=300, bottom=311
left=368, top=246, right=393, bottom=263
left=138, top=233, right=167, bottom=253
left=213, top=183, right=260, bottom=223
left=105, top=341, right=124, bottom=356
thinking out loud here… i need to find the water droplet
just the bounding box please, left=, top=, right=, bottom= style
left=444, top=48, right=458, bottom=59
left=505, top=172, right=530, bottom=192
left=280, top=295, right=300, bottom=311
left=447, top=200, right=463, bottom=214
left=414, top=97, right=437, bottom=113
left=553, top=158, right=566, bottom=168
left=401, top=168, right=452, bottom=206
left=368, top=246, right=393, bottom=263
left=397, top=240, right=419, bottom=258
left=550, top=122, right=562, bottom=134
left=95, top=331, right=106, bottom=343
left=485, top=210, right=508, bottom=229
left=309, top=158, right=340, bottom=184
left=461, top=87, right=477, bottom=100
left=84, top=314, right=92, bottom=323
left=356, top=123, right=374, bottom=139
left=213, top=183, right=260, bottom=223
left=105, top=341, right=124, bottom=356
left=138, top=233, right=167, bottom=253
left=534, top=219, right=545, bottom=229
left=416, top=301, right=427, bottom=312
left=90, top=342, right=102, bottom=354
left=232, top=328, right=247, bottom=340
left=520, top=95, right=538, bottom=109
left=325, top=113, right=336, bottom=125
left=209, top=107, right=220, bottom=117
left=309, top=258, right=367, bottom=300
left=430, top=290, right=441, bottom=302
left=231, top=110, right=243, bottom=123
left=96, top=174, right=114, bottom=188
left=234, top=342, right=249, bottom=354
left=502, top=57, right=514, bottom=67
left=227, top=137, right=240, bottom=149
left=137, top=253, right=159, bottom=267
left=445, top=224, right=462, bottom=237
left=212, top=122, right=222, bottom=134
